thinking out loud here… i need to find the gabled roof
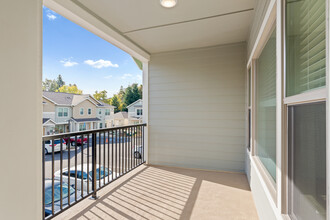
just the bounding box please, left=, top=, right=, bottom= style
left=43, top=118, right=56, bottom=125
left=126, top=99, right=143, bottom=109
left=113, top=112, right=128, bottom=119
left=70, top=117, right=101, bottom=122
left=43, top=91, right=114, bottom=108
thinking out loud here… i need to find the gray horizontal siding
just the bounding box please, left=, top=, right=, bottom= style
left=148, top=43, right=247, bottom=172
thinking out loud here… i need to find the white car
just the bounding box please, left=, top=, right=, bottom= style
left=54, top=164, right=117, bottom=192
left=133, top=145, right=143, bottom=159
left=44, top=139, right=67, bottom=154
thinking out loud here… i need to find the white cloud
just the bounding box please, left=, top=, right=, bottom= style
left=121, top=73, right=133, bottom=79
left=104, top=75, right=113, bottom=79
left=47, top=14, right=57, bottom=20
left=84, top=59, right=119, bottom=69
left=136, top=74, right=142, bottom=81
left=60, top=59, right=78, bottom=67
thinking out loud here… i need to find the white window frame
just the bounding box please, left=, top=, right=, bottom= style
left=80, top=108, right=84, bottom=115
left=58, top=108, right=63, bottom=117
left=136, top=108, right=142, bottom=116
left=88, top=108, right=92, bottom=115
left=99, top=109, right=102, bottom=114
left=281, top=0, right=329, bottom=217
left=63, top=108, right=68, bottom=117
left=105, top=109, right=110, bottom=116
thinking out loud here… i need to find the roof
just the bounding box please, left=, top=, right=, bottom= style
left=43, top=91, right=114, bottom=108
left=113, top=112, right=128, bottom=119
left=43, top=118, right=56, bottom=125
left=126, top=99, right=143, bottom=109
left=70, top=117, right=101, bottom=122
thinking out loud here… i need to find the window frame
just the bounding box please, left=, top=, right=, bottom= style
left=105, top=109, right=110, bottom=116
left=58, top=108, right=63, bottom=117
left=63, top=108, right=68, bottom=117
left=99, top=109, right=102, bottom=115
left=88, top=108, right=92, bottom=115
left=136, top=108, right=143, bottom=116
left=281, top=0, right=329, bottom=217
left=80, top=108, right=84, bottom=115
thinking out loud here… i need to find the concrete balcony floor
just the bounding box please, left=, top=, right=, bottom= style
left=54, top=165, right=258, bottom=220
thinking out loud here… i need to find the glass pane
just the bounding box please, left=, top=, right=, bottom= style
left=288, top=102, right=326, bottom=220
left=248, top=68, right=251, bottom=107
left=256, top=28, right=276, bottom=181
left=286, top=0, right=326, bottom=96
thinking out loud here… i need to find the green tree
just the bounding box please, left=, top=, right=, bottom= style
left=110, top=95, right=122, bottom=113
left=93, top=90, right=108, bottom=102
left=123, top=84, right=142, bottom=107
left=42, top=79, right=58, bottom=92
left=56, top=74, right=65, bottom=88
left=56, top=84, right=83, bottom=94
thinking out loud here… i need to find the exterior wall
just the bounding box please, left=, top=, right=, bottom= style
left=128, top=100, right=143, bottom=118
left=0, top=0, right=42, bottom=219
left=247, top=0, right=272, bottom=57
left=43, top=112, right=55, bottom=121
left=73, top=100, right=97, bottom=119
left=55, top=106, right=72, bottom=124
left=43, top=97, right=56, bottom=112
left=148, top=43, right=246, bottom=172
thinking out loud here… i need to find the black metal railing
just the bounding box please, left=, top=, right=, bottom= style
left=42, top=124, right=146, bottom=219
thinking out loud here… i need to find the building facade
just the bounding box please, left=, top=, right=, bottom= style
left=42, top=91, right=115, bottom=135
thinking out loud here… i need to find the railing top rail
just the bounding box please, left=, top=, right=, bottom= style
left=42, top=123, right=147, bottom=141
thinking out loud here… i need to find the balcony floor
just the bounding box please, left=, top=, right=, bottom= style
left=54, top=164, right=258, bottom=220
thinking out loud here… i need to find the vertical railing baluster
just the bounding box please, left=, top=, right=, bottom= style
left=119, top=128, right=121, bottom=176
left=51, top=138, right=55, bottom=216
left=124, top=128, right=127, bottom=173
left=87, top=134, right=90, bottom=195
left=111, top=130, right=114, bottom=181
left=42, top=141, right=45, bottom=219
left=103, top=131, right=105, bottom=186
left=98, top=132, right=101, bottom=188
left=60, top=138, right=63, bottom=209
left=142, top=126, right=145, bottom=163
left=75, top=135, right=77, bottom=202
left=92, top=132, right=97, bottom=199
left=81, top=134, right=84, bottom=198
left=115, top=129, right=117, bottom=179
left=67, top=138, right=70, bottom=206
left=131, top=127, right=133, bottom=170
left=108, top=131, right=110, bottom=183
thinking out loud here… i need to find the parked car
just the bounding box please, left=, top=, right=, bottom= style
left=54, top=164, right=116, bottom=192
left=44, top=179, right=81, bottom=217
left=44, top=139, right=67, bottom=154
left=63, top=136, right=87, bottom=146
left=133, top=145, right=143, bottom=159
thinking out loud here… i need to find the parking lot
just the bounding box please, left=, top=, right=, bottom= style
left=44, top=137, right=143, bottom=180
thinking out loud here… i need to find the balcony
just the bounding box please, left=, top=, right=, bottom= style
left=52, top=162, right=258, bottom=220
left=43, top=125, right=258, bottom=219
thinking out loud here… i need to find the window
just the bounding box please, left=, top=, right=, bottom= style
left=288, top=102, right=326, bottom=220
left=79, top=123, right=86, bottom=131
left=63, top=108, right=68, bottom=117
left=105, top=109, right=110, bottom=115
left=286, top=0, right=326, bottom=96
left=80, top=108, right=84, bottom=115
left=99, top=109, right=102, bottom=114
left=247, top=68, right=252, bottom=151
left=88, top=108, right=92, bottom=115
left=256, top=28, right=276, bottom=182
left=137, top=109, right=143, bottom=116
left=58, top=108, right=63, bottom=117
left=99, top=123, right=102, bottom=128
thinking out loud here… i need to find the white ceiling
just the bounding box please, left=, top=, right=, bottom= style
left=73, top=0, right=256, bottom=53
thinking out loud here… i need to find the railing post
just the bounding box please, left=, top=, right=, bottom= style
left=92, top=132, right=97, bottom=199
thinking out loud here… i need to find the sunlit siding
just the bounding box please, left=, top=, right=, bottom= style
left=148, top=43, right=246, bottom=172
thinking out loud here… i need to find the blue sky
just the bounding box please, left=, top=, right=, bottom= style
left=43, top=7, right=142, bottom=96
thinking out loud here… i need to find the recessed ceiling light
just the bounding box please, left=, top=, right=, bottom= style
left=160, top=0, right=177, bottom=8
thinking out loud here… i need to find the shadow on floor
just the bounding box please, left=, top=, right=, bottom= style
left=64, top=165, right=258, bottom=220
